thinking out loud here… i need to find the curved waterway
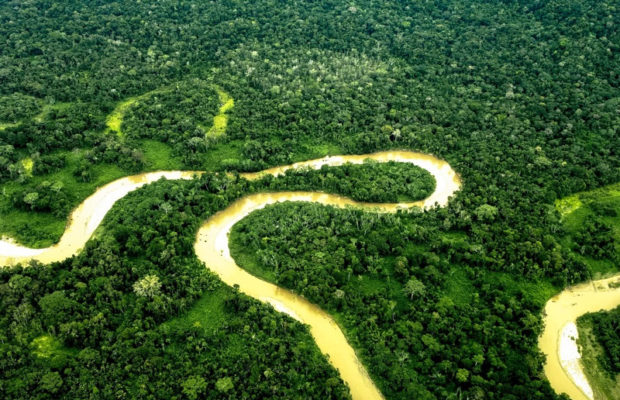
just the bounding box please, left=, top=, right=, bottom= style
left=0, top=171, right=200, bottom=265
left=539, top=275, right=620, bottom=400
left=0, top=150, right=461, bottom=399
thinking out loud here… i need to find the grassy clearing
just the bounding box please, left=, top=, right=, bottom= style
left=105, top=97, right=139, bottom=136
left=483, top=271, right=558, bottom=307
left=207, top=114, right=229, bottom=138
left=514, top=277, right=558, bottom=307
left=356, top=273, right=407, bottom=309
left=558, top=182, right=620, bottom=277
left=105, top=89, right=166, bottom=137
left=202, top=140, right=243, bottom=170
left=162, top=287, right=229, bottom=332
left=139, top=139, right=182, bottom=170
left=34, top=102, right=71, bottom=123
left=217, top=88, right=235, bottom=113
left=0, top=122, right=19, bottom=131
left=305, top=142, right=343, bottom=158
left=555, top=182, right=620, bottom=222
left=444, top=267, right=474, bottom=306
left=229, top=231, right=278, bottom=283
left=31, top=334, right=77, bottom=358
left=577, top=318, right=620, bottom=400
left=0, top=209, right=67, bottom=248
left=443, top=266, right=557, bottom=309
left=556, top=195, right=582, bottom=218
left=0, top=150, right=128, bottom=247
left=206, top=87, right=235, bottom=139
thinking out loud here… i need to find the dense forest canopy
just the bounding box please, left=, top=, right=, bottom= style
left=0, top=0, right=618, bottom=399
left=254, top=160, right=437, bottom=203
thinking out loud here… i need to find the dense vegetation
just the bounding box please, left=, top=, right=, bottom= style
left=0, top=0, right=618, bottom=399
left=121, top=79, right=226, bottom=167
left=579, top=307, right=620, bottom=377
left=0, top=93, right=41, bottom=123
left=0, top=175, right=350, bottom=399
left=254, top=161, right=436, bottom=203
left=558, top=182, right=620, bottom=277
left=559, top=182, right=619, bottom=400
left=231, top=202, right=558, bottom=399
left=576, top=306, right=620, bottom=400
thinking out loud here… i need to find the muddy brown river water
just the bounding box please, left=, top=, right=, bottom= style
left=0, top=151, right=464, bottom=399
left=539, top=275, right=620, bottom=400
left=3, top=150, right=614, bottom=399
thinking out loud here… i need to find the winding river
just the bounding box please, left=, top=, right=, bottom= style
left=0, top=150, right=459, bottom=399
left=2, top=147, right=617, bottom=400
left=194, top=152, right=460, bottom=400
left=2, top=149, right=618, bottom=399
left=539, top=275, right=620, bottom=400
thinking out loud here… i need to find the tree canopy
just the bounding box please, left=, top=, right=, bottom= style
left=0, top=0, right=618, bottom=398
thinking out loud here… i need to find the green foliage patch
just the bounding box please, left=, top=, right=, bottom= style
left=577, top=308, right=620, bottom=400
left=254, top=160, right=436, bottom=203
left=1, top=175, right=351, bottom=399
left=558, top=182, right=620, bottom=277
left=0, top=0, right=619, bottom=398
left=230, top=201, right=556, bottom=399
left=0, top=93, right=42, bottom=123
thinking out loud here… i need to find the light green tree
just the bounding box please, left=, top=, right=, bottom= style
left=456, top=368, right=469, bottom=383
left=133, top=275, right=162, bottom=298
left=404, top=278, right=425, bottom=300
left=182, top=376, right=206, bottom=400
left=474, top=204, right=498, bottom=222
left=23, top=192, right=39, bottom=209
left=216, top=377, right=234, bottom=393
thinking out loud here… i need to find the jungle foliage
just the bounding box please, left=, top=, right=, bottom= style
left=231, top=202, right=557, bottom=399
left=0, top=0, right=618, bottom=399
left=252, top=160, right=436, bottom=203
left=578, top=307, right=620, bottom=377
left=1, top=174, right=350, bottom=399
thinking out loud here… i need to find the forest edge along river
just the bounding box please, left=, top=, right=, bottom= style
left=0, top=150, right=458, bottom=400
left=539, top=275, right=620, bottom=400
left=0, top=151, right=460, bottom=264
left=1, top=150, right=615, bottom=400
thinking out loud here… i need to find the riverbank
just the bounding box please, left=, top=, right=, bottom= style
left=0, top=151, right=458, bottom=266
left=539, top=275, right=620, bottom=400
left=577, top=314, right=620, bottom=400
left=0, top=151, right=461, bottom=400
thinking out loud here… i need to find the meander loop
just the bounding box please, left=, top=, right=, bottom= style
left=3, top=150, right=616, bottom=400
left=2, top=150, right=463, bottom=399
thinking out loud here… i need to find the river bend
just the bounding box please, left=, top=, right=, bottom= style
left=0, top=150, right=462, bottom=399
left=539, top=275, right=620, bottom=400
